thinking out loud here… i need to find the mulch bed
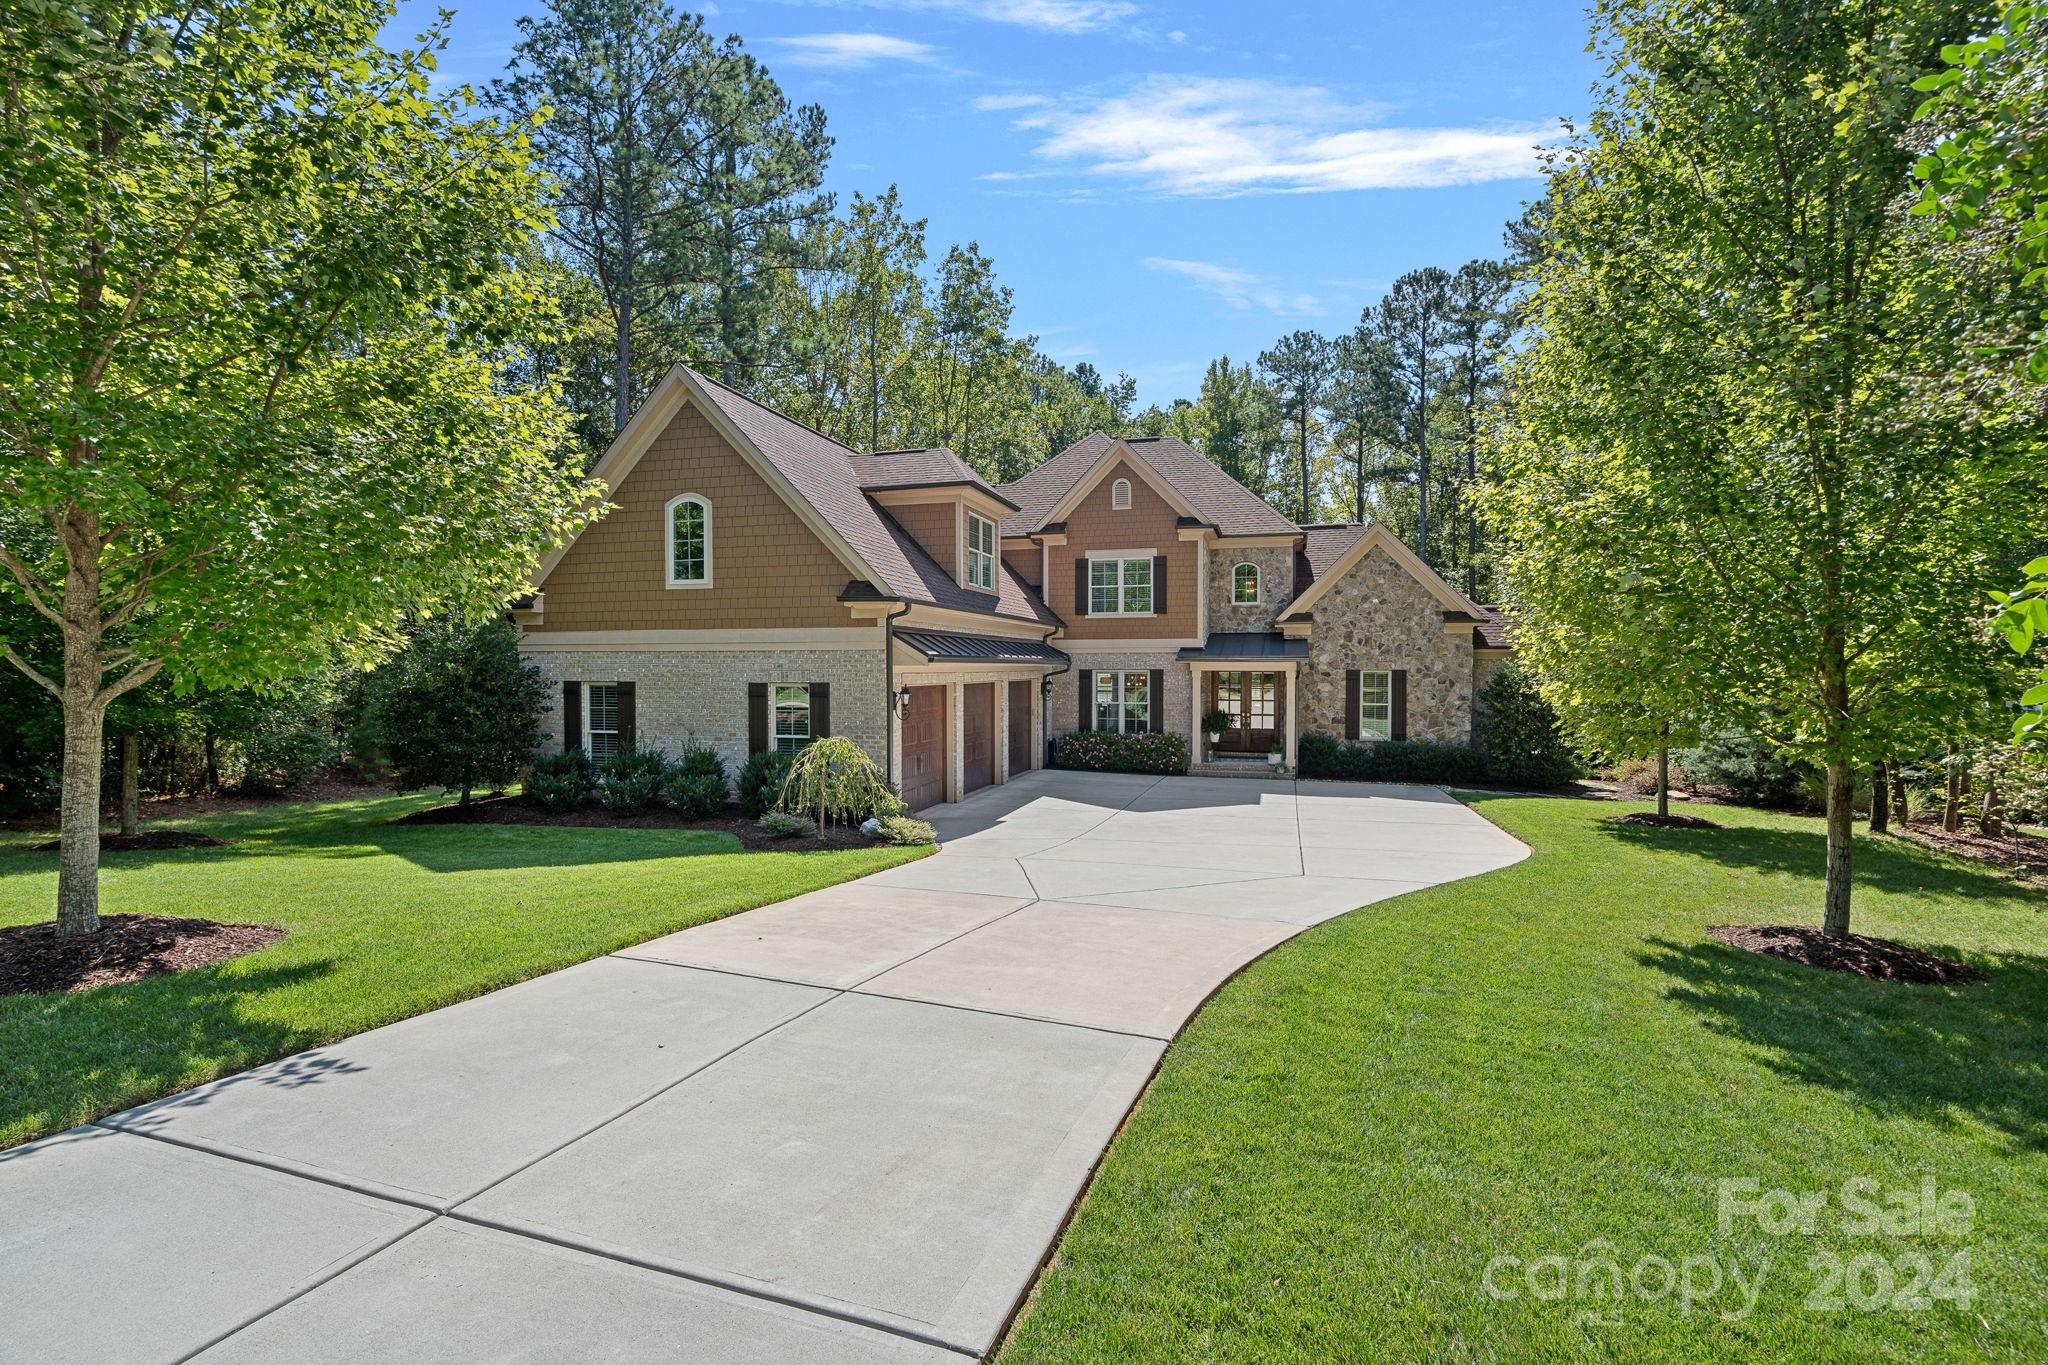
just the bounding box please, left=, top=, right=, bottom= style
left=1608, top=812, right=1723, bottom=830
left=0, top=914, right=285, bottom=998
left=28, top=830, right=230, bottom=853
left=1708, top=924, right=1986, bottom=986
left=390, top=793, right=882, bottom=853
left=1891, top=819, right=2048, bottom=881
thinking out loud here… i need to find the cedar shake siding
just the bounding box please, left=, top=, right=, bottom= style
left=887, top=499, right=960, bottom=579
left=1045, top=458, right=1198, bottom=641
left=1002, top=543, right=1041, bottom=588
left=529, top=402, right=854, bottom=632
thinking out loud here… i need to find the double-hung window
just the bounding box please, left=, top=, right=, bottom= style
left=965, top=512, right=996, bottom=591
left=1089, top=556, right=1153, bottom=615
left=1358, top=670, right=1393, bottom=741
left=585, top=682, right=621, bottom=762
left=773, top=684, right=812, bottom=755
left=1093, top=671, right=1151, bottom=734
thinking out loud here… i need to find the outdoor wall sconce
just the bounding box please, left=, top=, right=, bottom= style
left=896, top=684, right=912, bottom=715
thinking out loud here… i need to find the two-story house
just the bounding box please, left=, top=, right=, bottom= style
left=516, top=366, right=1512, bottom=810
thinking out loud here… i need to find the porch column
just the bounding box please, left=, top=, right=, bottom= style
left=1284, top=663, right=1299, bottom=772
left=1187, top=663, right=1203, bottom=763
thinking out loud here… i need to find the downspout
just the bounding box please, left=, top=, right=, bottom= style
left=883, top=600, right=912, bottom=787
left=1038, top=621, right=1069, bottom=768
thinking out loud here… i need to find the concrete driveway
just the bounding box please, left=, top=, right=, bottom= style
left=2, top=773, right=1525, bottom=1364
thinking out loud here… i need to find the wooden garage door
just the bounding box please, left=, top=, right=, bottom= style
left=901, top=684, right=948, bottom=811
left=962, top=682, right=996, bottom=796
left=1007, top=679, right=1033, bottom=777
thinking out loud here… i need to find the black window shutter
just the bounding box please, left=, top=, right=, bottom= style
left=748, top=683, right=769, bottom=755
left=1391, top=669, right=1409, bottom=741
left=810, top=682, right=830, bottom=738
left=1148, top=668, right=1164, bottom=734
left=563, top=681, right=582, bottom=753
left=1077, top=669, right=1093, bottom=730
left=1074, top=558, right=1089, bottom=616
left=1153, top=555, right=1168, bottom=615
left=1344, top=670, right=1360, bottom=742
left=616, top=681, right=637, bottom=753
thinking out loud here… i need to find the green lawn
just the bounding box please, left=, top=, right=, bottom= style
left=0, top=794, right=924, bottom=1148
left=1003, top=797, right=2046, bottom=1362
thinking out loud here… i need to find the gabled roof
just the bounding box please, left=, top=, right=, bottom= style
left=538, top=366, right=1053, bottom=627
left=997, top=433, right=1298, bottom=539
left=850, top=448, right=1018, bottom=509
left=1278, top=521, right=1488, bottom=621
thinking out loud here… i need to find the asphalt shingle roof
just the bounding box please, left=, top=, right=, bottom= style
left=849, top=448, right=1018, bottom=508
left=686, top=370, right=1056, bottom=626
left=996, top=433, right=1298, bottom=540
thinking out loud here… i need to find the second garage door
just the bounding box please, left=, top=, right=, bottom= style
left=900, top=684, right=948, bottom=811
left=962, top=682, right=996, bottom=796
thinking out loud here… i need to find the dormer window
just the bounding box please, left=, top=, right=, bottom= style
left=1232, top=562, right=1260, bottom=604
left=1111, top=478, right=1132, bottom=511
left=965, top=511, right=996, bottom=591
left=666, top=494, right=710, bottom=588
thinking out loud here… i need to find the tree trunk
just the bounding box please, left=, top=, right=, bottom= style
left=203, top=729, right=220, bottom=792
left=1822, top=759, right=1854, bottom=936
left=459, top=781, right=472, bottom=808
left=1980, top=780, right=2003, bottom=839
left=1942, top=743, right=1963, bottom=833
left=57, top=615, right=106, bottom=937
left=120, top=732, right=139, bottom=836
left=1868, top=760, right=1889, bottom=834
left=1889, top=760, right=1909, bottom=827
left=1656, top=731, right=1670, bottom=819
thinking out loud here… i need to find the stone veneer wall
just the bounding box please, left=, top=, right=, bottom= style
left=1047, top=651, right=1194, bottom=745
left=1297, top=546, right=1475, bottom=744
left=523, top=647, right=887, bottom=776
left=1206, top=545, right=1296, bottom=635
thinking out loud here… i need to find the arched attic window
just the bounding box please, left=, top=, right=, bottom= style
left=666, top=494, right=711, bottom=587
left=1111, top=478, right=1132, bottom=510
left=1232, top=562, right=1260, bottom=604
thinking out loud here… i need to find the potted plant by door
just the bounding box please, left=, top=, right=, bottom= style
left=1266, top=742, right=1284, bottom=767
left=1201, top=709, right=1234, bottom=752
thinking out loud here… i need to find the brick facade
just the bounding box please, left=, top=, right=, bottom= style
left=1047, top=650, right=1194, bottom=745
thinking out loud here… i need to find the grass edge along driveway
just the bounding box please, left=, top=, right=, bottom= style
left=0, top=793, right=926, bottom=1149
left=1001, top=795, right=2046, bottom=1363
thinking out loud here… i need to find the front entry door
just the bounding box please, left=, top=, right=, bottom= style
left=1207, top=671, right=1283, bottom=753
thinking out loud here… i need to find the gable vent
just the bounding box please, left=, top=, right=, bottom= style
left=1111, top=478, right=1132, bottom=511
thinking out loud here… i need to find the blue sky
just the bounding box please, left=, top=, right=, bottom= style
left=423, top=0, right=1597, bottom=405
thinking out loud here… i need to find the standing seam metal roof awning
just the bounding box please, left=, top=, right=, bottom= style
left=1175, top=632, right=1310, bottom=661
left=896, top=630, right=1071, bottom=666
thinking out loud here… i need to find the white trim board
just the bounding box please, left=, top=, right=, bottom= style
left=520, top=628, right=882, bottom=652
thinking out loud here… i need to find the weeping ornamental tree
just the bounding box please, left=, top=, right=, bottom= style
left=0, top=1, right=592, bottom=935
left=1492, top=0, right=2043, bottom=935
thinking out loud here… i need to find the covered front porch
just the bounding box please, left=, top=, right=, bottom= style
left=1178, top=633, right=1306, bottom=775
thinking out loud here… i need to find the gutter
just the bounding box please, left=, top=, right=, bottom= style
left=1038, top=621, right=1069, bottom=767
left=882, top=599, right=912, bottom=786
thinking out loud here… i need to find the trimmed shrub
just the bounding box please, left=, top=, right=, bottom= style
left=359, top=616, right=544, bottom=804
left=597, top=748, right=667, bottom=813
left=779, top=736, right=895, bottom=829
left=737, top=749, right=794, bottom=818
left=1296, top=732, right=1490, bottom=783
left=663, top=743, right=729, bottom=819
left=874, top=815, right=937, bottom=846
left=528, top=750, right=595, bottom=813
left=757, top=810, right=817, bottom=839
left=1475, top=662, right=1579, bottom=789
left=1677, top=728, right=1813, bottom=809
left=1053, top=730, right=1190, bottom=775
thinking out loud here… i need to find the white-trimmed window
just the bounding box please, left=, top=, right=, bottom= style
left=1089, top=555, right=1153, bottom=615
left=965, top=511, right=996, bottom=591
left=1111, top=478, right=1132, bottom=511
left=772, top=684, right=812, bottom=755
left=1093, top=670, right=1151, bottom=734
left=1232, top=562, right=1260, bottom=605
left=585, top=682, right=621, bottom=762
left=666, top=494, right=711, bottom=587
left=1358, top=670, right=1393, bottom=741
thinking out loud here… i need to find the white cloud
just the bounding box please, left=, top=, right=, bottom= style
left=1144, top=257, right=1323, bottom=316
left=797, top=0, right=1134, bottom=34
left=1013, top=76, right=1550, bottom=196
left=974, top=92, right=1052, bottom=111
left=766, top=33, right=938, bottom=68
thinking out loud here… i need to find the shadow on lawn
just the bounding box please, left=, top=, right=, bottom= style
left=0, top=955, right=338, bottom=1147
left=1598, top=816, right=2031, bottom=900
left=1641, top=939, right=2048, bottom=1152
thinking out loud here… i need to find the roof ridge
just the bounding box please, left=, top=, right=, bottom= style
left=687, top=366, right=861, bottom=462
